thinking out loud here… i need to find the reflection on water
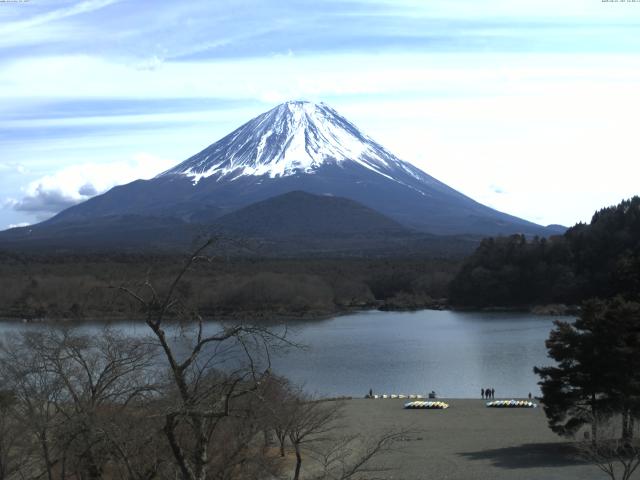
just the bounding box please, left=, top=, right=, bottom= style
left=0, top=309, right=565, bottom=398
left=269, top=310, right=561, bottom=398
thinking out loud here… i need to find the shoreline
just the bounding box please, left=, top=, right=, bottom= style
left=0, top=301, right=576, bottom=324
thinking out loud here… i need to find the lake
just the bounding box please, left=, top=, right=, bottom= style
left=270, top=310, right=561, bottom=398
left=0, top=309, right=565, bottom=398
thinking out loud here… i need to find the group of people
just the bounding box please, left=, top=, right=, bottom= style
left=481, top=387, right=495, bottom=399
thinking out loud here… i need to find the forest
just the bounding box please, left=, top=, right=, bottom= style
left=449, top=196, right=640, bottom=308
left=0, top=253, right=458, bottom=321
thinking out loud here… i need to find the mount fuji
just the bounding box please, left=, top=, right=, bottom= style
left=1, top=101, right=563, bottom=252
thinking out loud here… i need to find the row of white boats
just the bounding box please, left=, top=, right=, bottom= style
left=404, top=401, right=449, bottom=409
left=370, top=395, right=539, bottom=409
left=486, top=400, right=537, bottom=408
left=402, top=399, right=538, bottom=409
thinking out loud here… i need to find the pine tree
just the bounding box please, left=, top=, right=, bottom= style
left=535, top=298, right=640, bottom=442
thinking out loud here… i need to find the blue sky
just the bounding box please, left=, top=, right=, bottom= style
left=1, top=0, right=639, bottom=228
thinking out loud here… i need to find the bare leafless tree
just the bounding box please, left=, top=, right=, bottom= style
left=101, top=407, right=170, bottom=480
left=256, top=374, right=296, bottom=457
left=271, top=388, right=407, bottom=480
left=34, top=328, right=158, bottom=479
left=0, top=328, right=160, bottom=480
left=308, top=430, right=404, bottom=480
left=0, top=390, right=28, bottom=480
left=578, top=414, right=640, bottom=480
left=287, top=397, right=344, bottom=480
left=0, top=333, right=65, bottom=480
left=116, top=239, right=291, bottom=480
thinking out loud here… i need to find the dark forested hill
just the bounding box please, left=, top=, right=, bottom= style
left=449, top=196, right=640, bottom=307
left=212, top=191, right=408, bottom=237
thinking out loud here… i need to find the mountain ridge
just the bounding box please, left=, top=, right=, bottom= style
left=1, top=100, right=565, bottom=252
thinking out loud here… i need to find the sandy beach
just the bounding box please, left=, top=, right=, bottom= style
left=331, top=398, right=604, bottom=480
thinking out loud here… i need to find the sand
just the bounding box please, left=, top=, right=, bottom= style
left=329, top=398, right=605, bottom=480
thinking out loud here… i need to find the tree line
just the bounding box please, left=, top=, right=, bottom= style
left=449, top=196, right=640, bottom=308
left=0, top=254, right=458, bottom=321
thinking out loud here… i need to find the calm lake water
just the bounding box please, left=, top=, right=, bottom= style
left=0, top=310, right=565, bottom=398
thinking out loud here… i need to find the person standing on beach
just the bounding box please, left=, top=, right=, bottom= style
left=481, top=388, right=485, bottom=399
left=491, top=388, right=495, bottom=399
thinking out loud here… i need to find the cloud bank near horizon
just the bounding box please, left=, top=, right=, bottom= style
left=6, top=153, right=175, bottom=222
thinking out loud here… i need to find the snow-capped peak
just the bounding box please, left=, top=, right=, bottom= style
left=160, top=100, right=426, bottom=184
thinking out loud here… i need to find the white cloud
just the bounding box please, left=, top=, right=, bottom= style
left=368, top=0, right=637, bottom=21
left=8, top=153, right=175, bottom=218
left=7, top=222, right=30, bottom=230
left=0, top=0, right=124, bottom=49
left=3, top=52, right=639, bottom=103
left=0, top=0, right=123, bottom=35
left=0, top=162, right=28, bottom=174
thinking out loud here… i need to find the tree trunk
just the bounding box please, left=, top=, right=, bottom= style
left=276, top=431, right=286, bottom=457
left=164, top=414, right=195, bottom=480
left=192, top=418, right=209, bottom=480
left=591, top=393, right=598, bottom=445
left=39, top=430, right=54, bottom=480
left=621, top=408, right=636, bottom=444
left=84, top=450, right=102, bottom=480
left=0, top=447, right=6, bottom=480
left=293, top=442, right=302, bottom=480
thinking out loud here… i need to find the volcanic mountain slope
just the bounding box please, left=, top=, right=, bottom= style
left=0, top=191, right=480, bottom=256
left=0, top=215, right=201, bottom=252
left=36, top=101, right=562, bottom=237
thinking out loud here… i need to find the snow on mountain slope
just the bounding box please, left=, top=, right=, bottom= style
left=160, top=101, right=433, bottom=190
